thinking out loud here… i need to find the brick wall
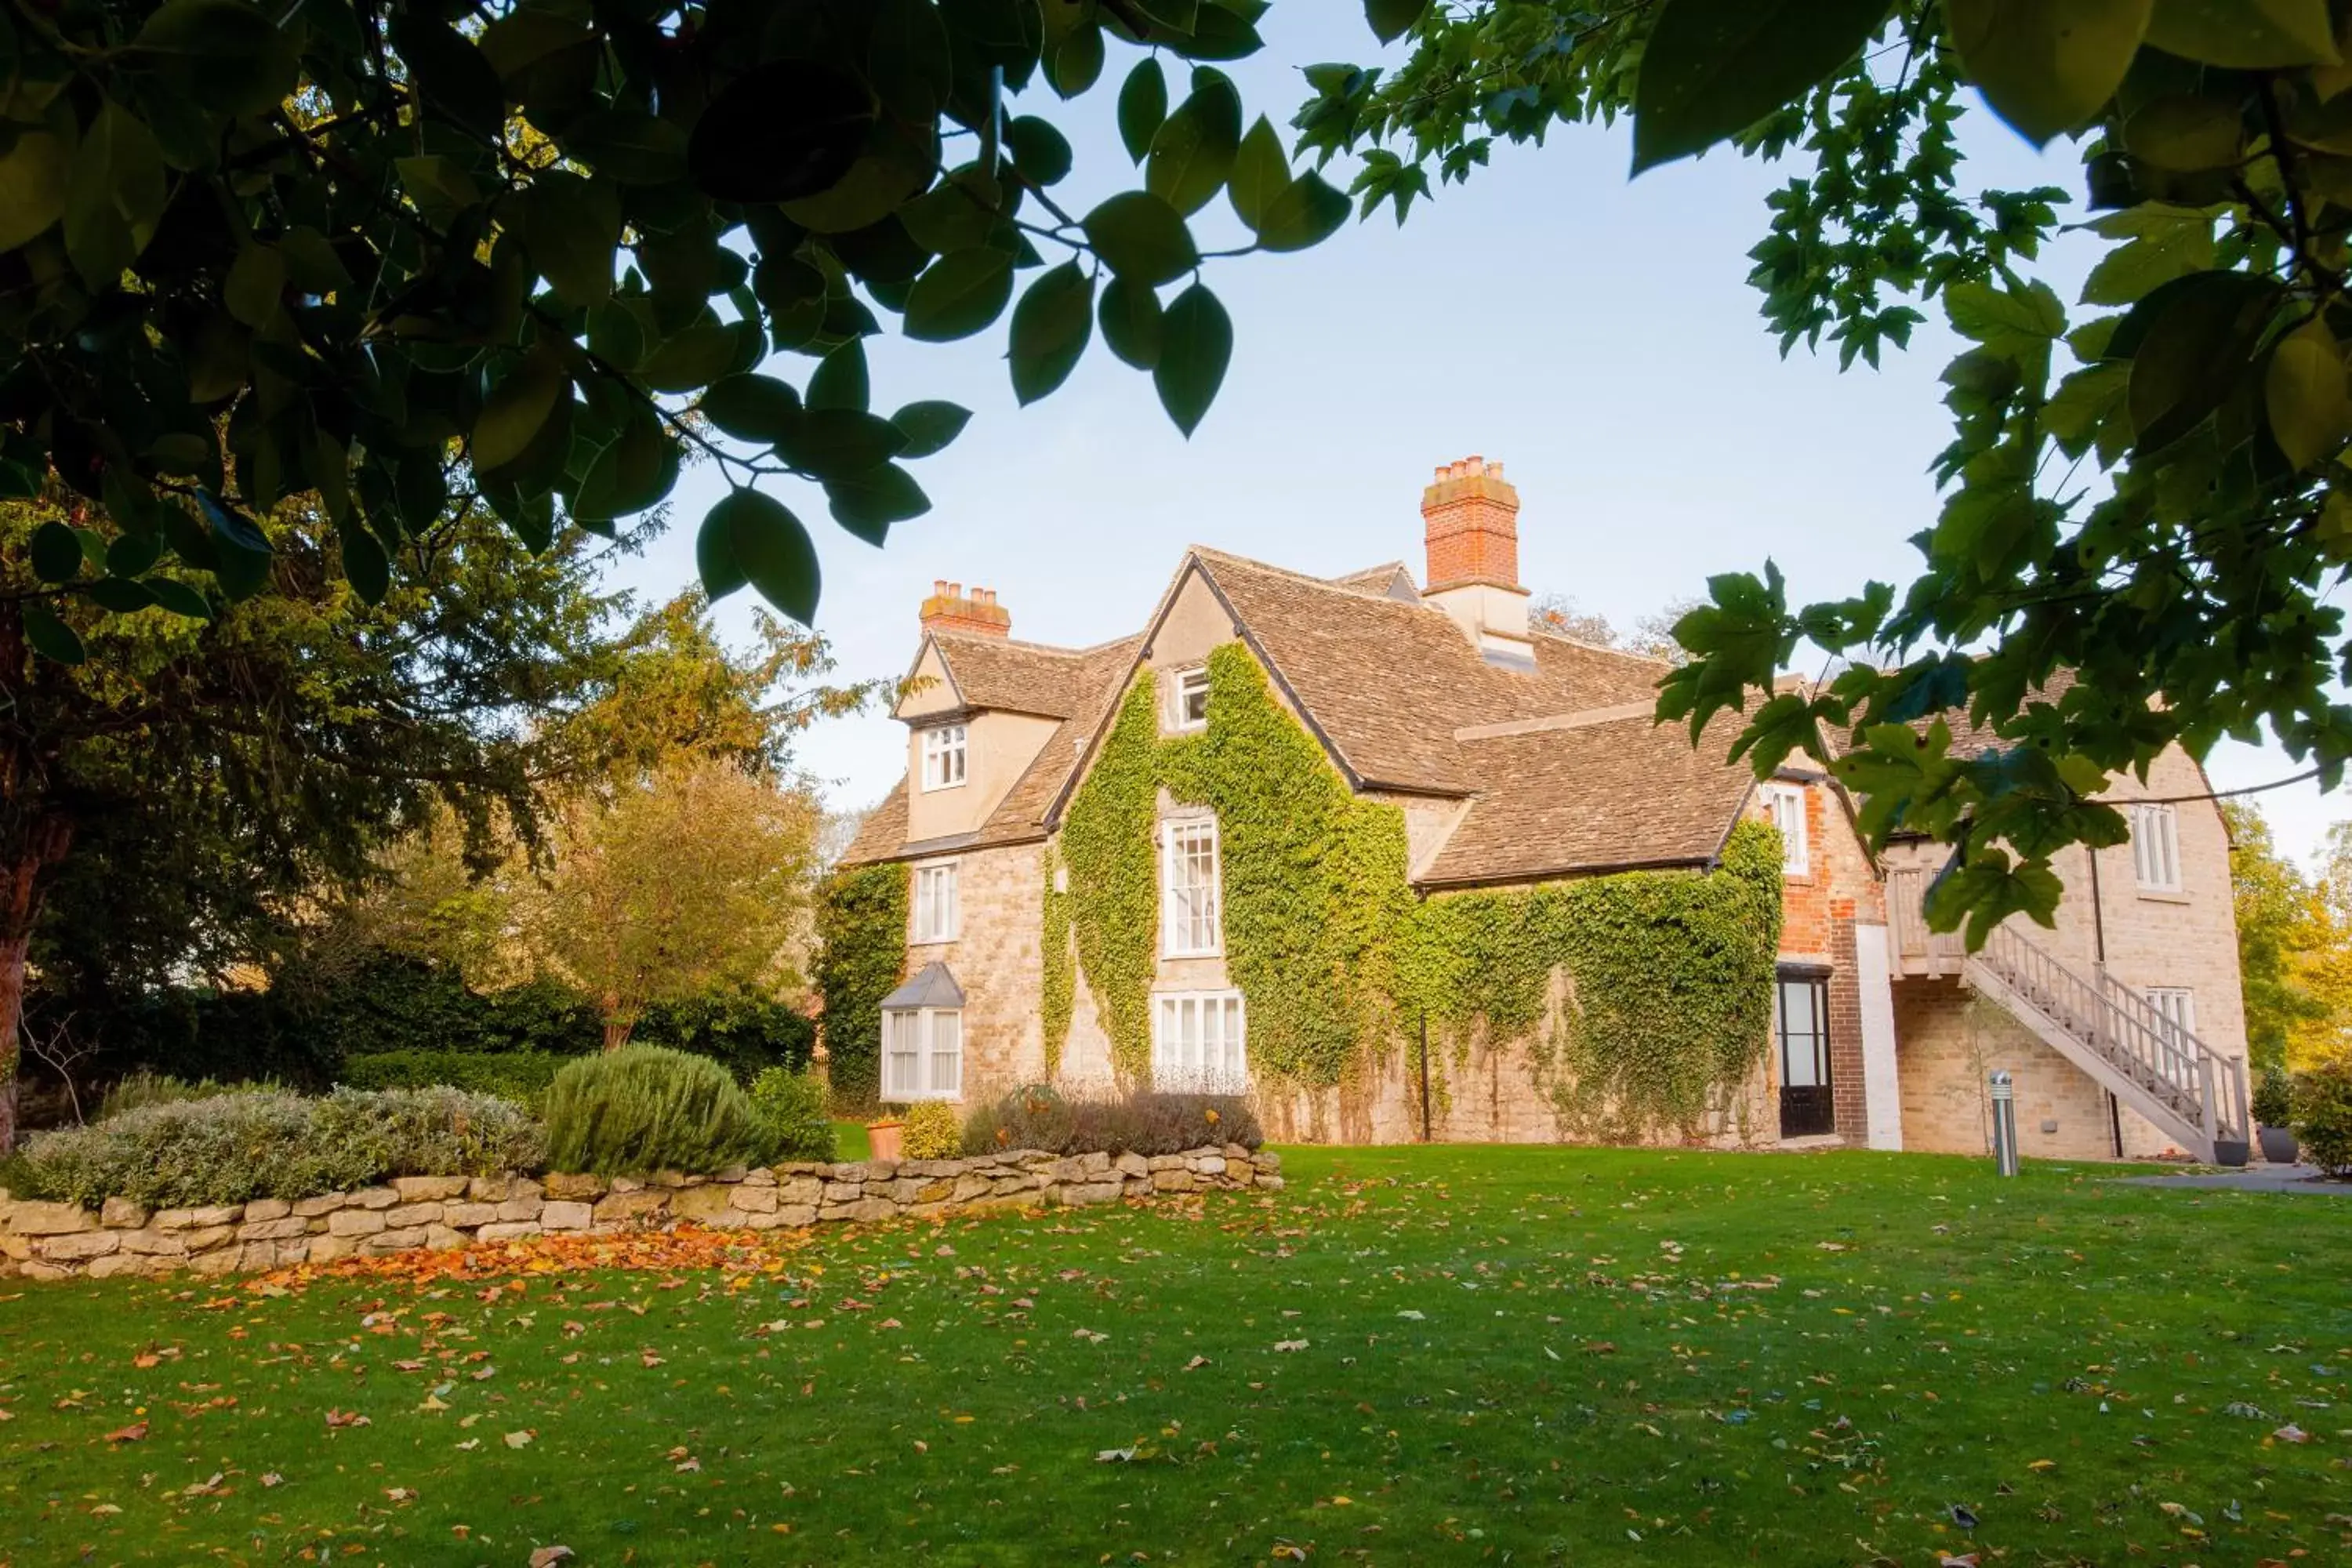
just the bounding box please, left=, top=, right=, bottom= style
left=1893, top=978, right=2120, bottom=1160
left=899, top=841, right=1048, bottom=1105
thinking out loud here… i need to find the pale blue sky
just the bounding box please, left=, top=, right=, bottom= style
left=609, top=9, right=2341, bottom=867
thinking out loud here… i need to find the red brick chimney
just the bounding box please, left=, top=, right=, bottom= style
left=1420, top=457, right=1534, bottom=668
left=1421, top=456, right=1519, bottom=590
left=920, top=580, right=1011, bottom=637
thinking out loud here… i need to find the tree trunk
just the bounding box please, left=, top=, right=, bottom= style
left=601, top=995, right=635, bottom=1052
left=0, top=818, right=71, bottom=1155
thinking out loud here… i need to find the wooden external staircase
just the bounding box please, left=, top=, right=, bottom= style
left=1887, top=869, right=2251, bottom=1164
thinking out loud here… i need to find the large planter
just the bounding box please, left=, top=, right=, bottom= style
left=866, top=1119, right=903, bottom=1161
left=2259, top=1125, right=2301, bottom=1165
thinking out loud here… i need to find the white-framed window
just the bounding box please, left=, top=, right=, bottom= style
left=913, top=861, right=959, bottom=943
left=882, top=1007, right=962, bottom=1100
left=1161, top=817, right=1222, bottom=956
left=920, top=724, right=967, bottom=791
left=1762, top=783, right=1809, bottom=877
left=2147, top=987, right=2197, bottom=1042
left=1152, top=989, right=1247, bottom=1089
left=2130, top=802, right=2182, bottom=892
left=1169, top=666, right=1210, bottom=731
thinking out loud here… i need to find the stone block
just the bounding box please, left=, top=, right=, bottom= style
left=328, top=1209, right=387, bottom=1238
left=39, top=1229, right=120, bottom=1261
left=365, top=1227, right=427, bottom=1255
left=778, top=1176, right=824, bottom=1205
left=1080, top=1151, right=1112, bottom=1176
left=151, top=1208, right=199, bottom=1230
left=714, top=1164, right=749, bottom=1183
left=669, top=1185, right=737, bottom=1224
left=292, top=1193, right=347, bottom=1218
left=474, top=1221, right=543, bottom=1243
left=1225, top=1159, right=1254, bottom=1185
left=183, top=1225, right=237, bottom=1252
left=1062, top=1181, right=1123, bottom=1207
left=1256, top=1149, right=1282, bottom=1172
left=650, top=1169, right=689, bottom=1189
left=424, top=1224, right=467, bottom=1251
left=887, top=1177, right=928, bottom=1203
left=953, top=1174, right=994, bottom=1200
left=1156, top=1170, right=1196, bottom=1192
left=819, top=1196, right=895, bottom=1223
left=87, top=1252, right=158, bottom=1279
left=855, top=1160, right=899, bottom=1181
left=593, top=1189, right=670, bottom=1224
left=242, top=1197, right=292, bottom=1223
left=347, top=1187, right=398, bottom=1211
left=1114, top=1152, right=1149, bottom=1179
left=991, top=1174, right=1037, bottom=1196
left=238, top=1216, right=310, bottom=1243
left=443, top=1203, right=499, bottom=1229
left=820, top=1180, right=862, bottom=1204
left=732, top=1184, right=778, bottom=1214
left=393, top=1175, right=469, bottom=1202
left=307, top=1234, right=359, bottom=1263
left=543, top=1173, right=604, bottom=1201
left=383, top=1202, right=445, bottom=1228
left=1255, top=1174, right=1285, bottom=1191
left=6, top=1201, right=92, bottom=1236
left=18, top=1259, right=74, bottom=1282
left=495, top=1196, right=545, bottom=1222
left=120, top=1229, right=188, bottom=1257
left=916, top=1181, right=955, bottom=1203
left=187, top=1247, right=241, bottom=1277
left=1193, top=1155, right=1227, bottom=1176
left=739, top=1210, right=783, bottom=1230
left=1146, top=1154, right=1185, bottom=1173
left=739, top=1167, right=777, bottom=1187
left=193, top=1204, right=244, bottom=1228
left=541, top=1200, right=593, bottom=1231
left=774, top=1204, right=818, bottom=1227
left=608, top=1175, right=644, bottom=1194
left=100, top=1196, right=151, bottom=1229
left=466, top=1174, right=514, bottom=1202
left=0, top=1232, right=28, bottom=1261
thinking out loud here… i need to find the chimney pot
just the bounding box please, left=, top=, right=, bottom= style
left=1421, top=452, right=1521, bottom=592
left=920, top=579, right=1013, bottom=638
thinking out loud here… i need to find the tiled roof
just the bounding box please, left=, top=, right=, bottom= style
left=1327, top=561, right=1418, bottom=599
left=835, top=779, right=907, bottom=868
left=927, top=632, right=1092, bottom=718
left=1417, top=709, right=1755, bottom=887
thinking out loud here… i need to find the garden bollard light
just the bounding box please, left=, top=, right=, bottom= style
left=1990, top=1070, right=2020, bottom=1177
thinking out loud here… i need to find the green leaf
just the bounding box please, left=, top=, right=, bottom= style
left=560, top=110, right=690, bottom=185
left=1099, top=277, right=1166, bottom=369
left=1119, top=58, right=1170, bottom=163
left=1631, top=0, right=1893, bottom=173
left=1228, top=117, right=1290, bottom=232
left=133, top=0, right=299, bottom=118
left=903, top=248, right=1018, bottom=342
left=1366, top=0, right=1427, bottom=43
left=2081, top=205, right=2215, bottom=305
left=697, top=499, right=750, bottom=602
left=0, top=123, right=72, bottom=254
left=1147, top=74, right=1243, bottom=216
left=1048, top=22, right=1106, bottom=97
left=1083, top=192, right=1199, bottom=285
left=637, top=312, right=740, bottom=393
left=1009, top=262, right=1097, bottom=405
left=474, top=350, right=571, bottom=474
left=570, top=406, right=673, bottom=524
left=1947, top=0, right=2151, bottom=145
left=688, top=60, right=876, bottom=204
left=701, top=375, right=804, bottom=443
left=1154, top=283, right=1232, bottom=437
left=340, top=524, right=390, bottom=604
left=64, top=99, right=166, bottom=289
left=513, top=172, right=620, bottom=308
left=2118, top=270, right=2282, bottom=449
left=778, top=409, right=909, bottom=479
left=2121, top=93, right=2245, bottom=171
left=85, top=577, right=158, bottom=615
left=1007, top=116, right=1075, bottom=185
left=390, top=12, right=509, bottom=141
left=30, top=522, right=82, bottom=583
left=707, top=488, right=822, bottom=622
left=2263, top=318, right=2350, bottom=469
left=808, top=339, right=872, bottom=412
left=144, top=579, right=213, bottom=619
left=891, top=401, right=973, bottom=459
left=224, top=243, right=287, bottom=330
left=825, top=463, right=931, bottom=544
left=1255, top=171, right=1351, bottom=252
left=2145, top=0, right=2338, bottom=67
left=22, top=604, right=85, bottom=666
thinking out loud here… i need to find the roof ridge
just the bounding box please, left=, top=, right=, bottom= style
left=1191, top=546, right=1450, bottom=618
left=1454, top=701, right=1657, bottom=742
left=928, top=628, right=1092, bottom=659
left=1526, top=624, right=1675, bottom=666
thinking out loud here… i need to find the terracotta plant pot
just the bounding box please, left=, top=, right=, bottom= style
left=866, top=1120, right=904, bottom=1161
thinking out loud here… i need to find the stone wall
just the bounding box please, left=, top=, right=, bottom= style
left=0, top=1145, right=1282, bottom=1284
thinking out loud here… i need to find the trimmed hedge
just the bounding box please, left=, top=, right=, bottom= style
left=543, top=1046, right=774, bottom=1177
left=12, top=1087, right=542, bottom=1209
left=2295, top=1059, right=2352, bottom=1177
left=899, top=1100, right=960, bottom=1159
left=750, top=1069, right=837, bottom=1161
left=340, top=1050, right=575, bottom=1105
left=960, top=1083, right=1262, bottom=1158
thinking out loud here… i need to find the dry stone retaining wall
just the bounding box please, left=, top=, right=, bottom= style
left=0, top=1145, right=1282, bottom=1283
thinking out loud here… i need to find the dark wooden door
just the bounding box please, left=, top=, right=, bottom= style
left=1776, top=974, right=1835, bottom=1138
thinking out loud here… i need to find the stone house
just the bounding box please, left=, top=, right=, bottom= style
left=837, top=458, right=2252, bottom=1162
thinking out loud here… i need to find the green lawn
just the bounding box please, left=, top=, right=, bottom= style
left=2, top=1145, right=2347, bottom=1566
left=832, top=1118, right=872, bottom=1162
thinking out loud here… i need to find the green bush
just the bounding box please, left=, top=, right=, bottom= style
left=97, top=1070, right=281, bottom=1120
left=633, top=994, right=817, bottom=1083
left=340, top=1050, right=577, bottom=1105
left=2253, top=1070, right=2295, bottom=1129
left=12, top=1087, right=540, bottom=1209
left=2292, top=1059, right=2352, bottom=1177
left=750, top=1069, right=836, bottom=1162
left=899, top=1100, right=960, bottom=1160
left=961, top=1083, right=1260, bottom=1158
left=543, top=1046, right=774, bottom=1177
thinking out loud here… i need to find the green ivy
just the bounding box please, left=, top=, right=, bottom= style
left=1040, top=845, right=1076, bottom=1080
left=1055, top=644, right=1784, bottom=1137
left=813, top=863, right=908, bottom=1114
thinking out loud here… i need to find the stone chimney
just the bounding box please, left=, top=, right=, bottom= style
left=920, top=580, right=1011, bottom=638
left=1420, top=457, right=1534, bottom=668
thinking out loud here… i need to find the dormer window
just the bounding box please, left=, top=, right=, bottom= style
left=920, top=723, right=967, bottom=790
left=1169, top=666, right=1210, bottom=731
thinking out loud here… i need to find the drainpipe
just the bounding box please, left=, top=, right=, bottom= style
left=2087, top=843, right=2123, bottom=1158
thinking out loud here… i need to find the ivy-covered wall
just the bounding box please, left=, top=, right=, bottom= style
left=1051, top=642, right=1785, bottom=1142
left=1039, top=844, right=1075, bottom=1080
left=813, top=862, right=908, bottom=1113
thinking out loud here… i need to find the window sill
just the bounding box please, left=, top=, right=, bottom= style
left=2135, top=887, right=2192, bottom=905
left=909, top=935, right=958, bottom=947
left=917, top=781, right=967, bottom=793
left=1161, top=949, right=1225, bottom=962
left=884, top=1091, right=962, bottom=1105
